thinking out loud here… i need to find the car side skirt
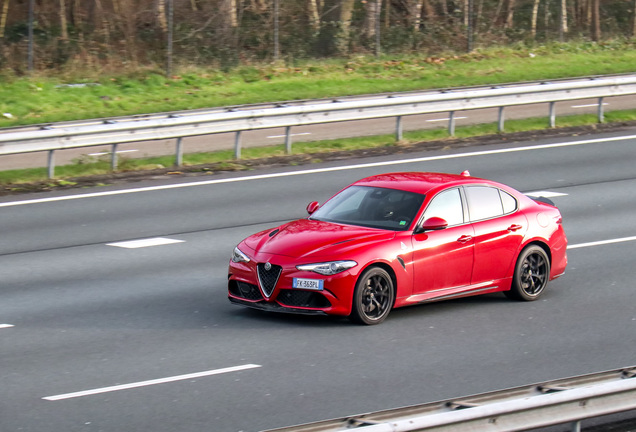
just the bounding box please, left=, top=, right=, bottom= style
left=397, top=280, right=508, bottom=307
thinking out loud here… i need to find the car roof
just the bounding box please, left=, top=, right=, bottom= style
left=353, top=172, right=495, bottom=195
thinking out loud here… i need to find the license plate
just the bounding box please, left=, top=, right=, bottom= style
left=292, top=278, right=324, bottom=290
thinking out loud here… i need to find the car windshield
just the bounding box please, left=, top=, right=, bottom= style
left=310, top=186, right=425, bottom=231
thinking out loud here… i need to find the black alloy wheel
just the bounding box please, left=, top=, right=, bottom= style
left=350, top=267, right=395, bottom=325
left=506, top=245, right=551, bottom=301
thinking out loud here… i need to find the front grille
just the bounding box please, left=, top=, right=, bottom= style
left=276, top=289, right=331, bottom=309
left=257, top=263, right=282, bottom=298
left=229, top=281, right=264, bottom=301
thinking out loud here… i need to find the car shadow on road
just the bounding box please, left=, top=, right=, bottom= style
left=225, top=292, right=514, bottom=328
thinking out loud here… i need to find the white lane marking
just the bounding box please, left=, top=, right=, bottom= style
left=89, top=150, right=139, bottom=156
left=572, top=103, right=609, bottom=108
left=267, top=132, right=312, bottom=139
left=525, top=191, right=569, bottom=198
left=568, top=236, right=636, bottom=250
left=426, top=116, right=467, bottom=122
left=2, top=133, right=636, bottom=208
left=0, top=324, right=15, bottom=329
left=106, top=237, right=184, bottom=249
left=43, top=364, right=262, bottom=401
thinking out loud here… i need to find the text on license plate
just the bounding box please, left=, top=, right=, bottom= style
left=292, top=278, right=324, bottom=290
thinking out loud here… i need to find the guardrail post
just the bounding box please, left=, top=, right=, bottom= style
left=47, top=150, right=55, bottom=179
left=598, top=97, right=605, bottom=123
left=549, top=102, right=556, bottom=128
left=448, top=111, right=456, bottom=136
left=396, top=116, right=403, bottom=141
left=570, top=421, right=581, bottom=432
left=285, top=126, right=292, bottom=154
left=498, top=106, right=505, bottom=132
left=234, top=131, right=242, bottom=160
left=175, top=137, right=183, bottom=167
left=111, top=144, right=118, bottom=171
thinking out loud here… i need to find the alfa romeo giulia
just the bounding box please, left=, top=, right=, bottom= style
left=228, top=171, right=567, bottom=325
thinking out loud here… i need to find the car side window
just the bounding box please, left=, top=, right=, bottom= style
left=423, top=188, right=464, bottom=226
left=465, top=186, right=504, bottom=221
left=500, top=190, right=517, bottom=214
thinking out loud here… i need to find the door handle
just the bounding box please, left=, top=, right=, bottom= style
left=507, top=224, right=523, bottom=232
left=457, top=235, right=473, bottom=243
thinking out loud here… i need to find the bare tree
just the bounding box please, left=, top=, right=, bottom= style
left=560, top=0, right=568, bottom=39
left=113, top=0, right=138, bottom=63
left=505, top=0, right=516, bottom=28
left=531, top=0, right=540, bottom=37
left=632, top=0, right=636, bottom=37
left=339, top=0, right=355, bottom=42
left=321, top=0, right=356, bottom=55
left=422, top=0, right=435, bottom=22
left=590, top=0, right=600, bottom=40
left=156, top=0, right=168, bottom=32
left=439, top=0, right=449, bottom=16
left=71, top=0, right=83, bottom=29
left=59, top=0, right=69, bottom=40
left=93, top=0, right=112, bottom=51
left=362, top=0, right=381, bottom=40
left=492, top=0, right=505, bottom=27
left=476, top=0, right=484, bottom=32
left=411, top=0, right=424, bottom=30
left=225, top=0, right=238, bottom=28
left=308, top=0, right=320, bottom=31
left=463, top=0, right=468, bottom=26
left=0, top=0, right=9, bottom=39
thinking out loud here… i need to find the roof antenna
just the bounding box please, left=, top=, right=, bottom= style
left=460, top=170, right=471, bottom=177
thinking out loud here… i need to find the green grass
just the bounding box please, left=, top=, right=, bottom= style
left=2, top=108, right=635, bottom=188
left=1, top=40, right=636, bottom=127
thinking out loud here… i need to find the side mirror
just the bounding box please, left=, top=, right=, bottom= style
left=306, top=201, right=320, bottom=215
left=414, top=216, right=448, bottom=234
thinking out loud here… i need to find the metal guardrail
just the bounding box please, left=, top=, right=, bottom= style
left=264, top=366, right=636, bottom=432
left=1, top=75, right=636, bottom=177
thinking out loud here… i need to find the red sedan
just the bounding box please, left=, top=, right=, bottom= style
left=228, top=171, right=567, bottom=325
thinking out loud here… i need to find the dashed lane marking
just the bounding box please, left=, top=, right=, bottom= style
left=267, top=132, right=312, bottom=139
left=106, top=237, right=184, bottom=249
left=89, top=149, right=139, bottom=156
left=568, top=236, right=636, bottom=250
left=43, top=364, right=262, bottom=401
left=525, top=191, right=569, bottom=198
left=426, top=116, right=467, bottom=122
left=0, top=324, right=15, bottom=329
left=572, top=103, right=609, bottom=108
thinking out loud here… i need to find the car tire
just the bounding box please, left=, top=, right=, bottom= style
left=505, top=245, right=550, bottom=301
left=350, top=267, right=395, bottom=325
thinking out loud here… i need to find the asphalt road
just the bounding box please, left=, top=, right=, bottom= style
left=1, top=129, right=636, bottom=432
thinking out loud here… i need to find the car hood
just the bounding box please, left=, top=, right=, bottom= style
left=243, top=219, right=395, bottom=259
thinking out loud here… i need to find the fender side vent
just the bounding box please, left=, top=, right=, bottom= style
left=397, top=256, right=406, bottom=270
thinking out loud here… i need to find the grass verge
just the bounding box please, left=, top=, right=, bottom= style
left=1, top=40, right=636, bottom=128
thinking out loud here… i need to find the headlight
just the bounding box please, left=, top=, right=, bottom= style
left=231, top=247, right=251, bottom=263
left=296, top=260, right=357, bottom=275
